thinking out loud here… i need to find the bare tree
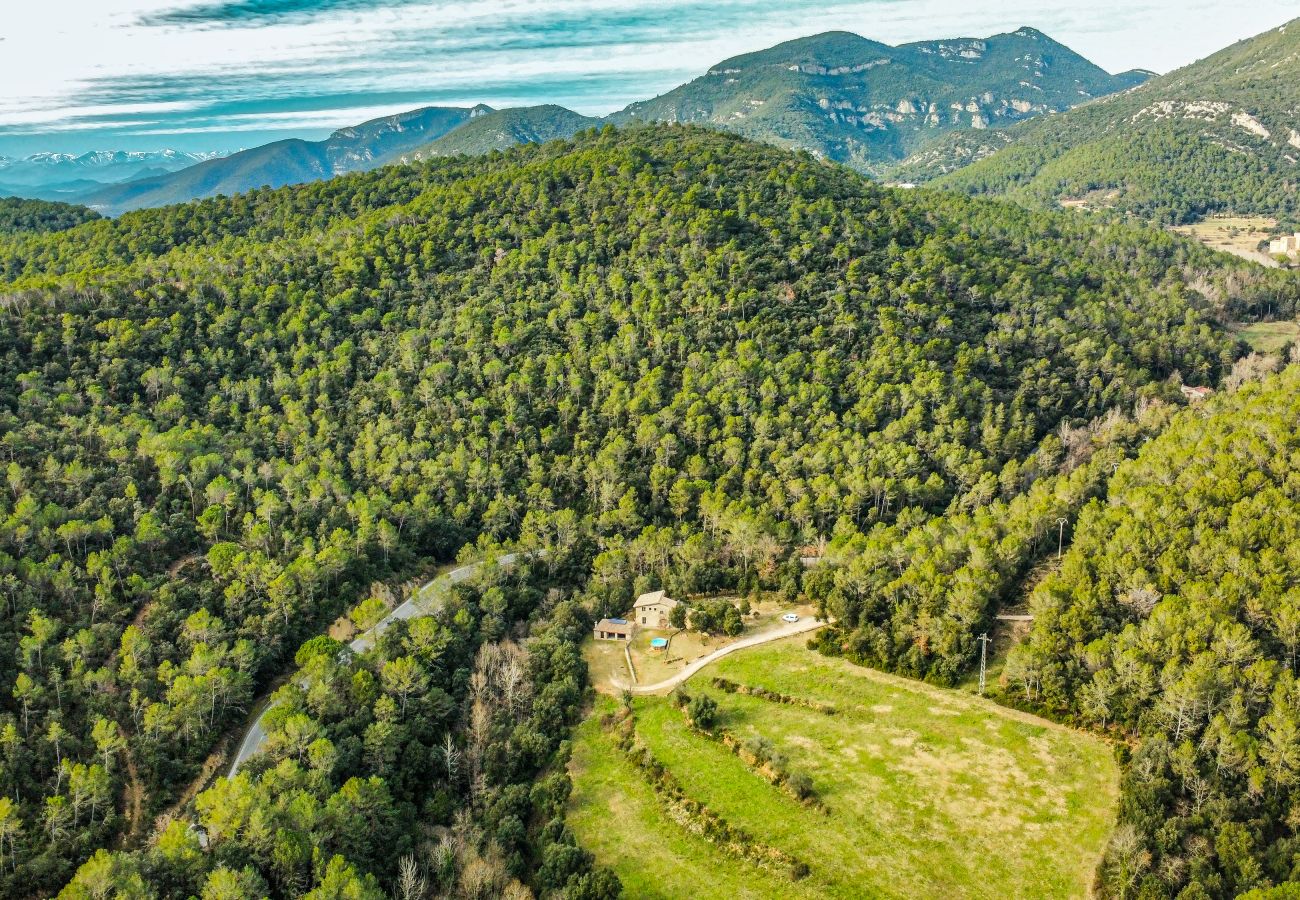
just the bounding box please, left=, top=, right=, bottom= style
left=1118, top=586, right=1160, bottom=616
left=1101, top=824, right=1150, bottom=900
left=396, top=855, right=427, bottom=900
left=441, top=732, right=461, bottom=783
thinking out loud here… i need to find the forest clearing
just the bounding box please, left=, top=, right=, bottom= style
left=569, top=637, right=1119, bottom=899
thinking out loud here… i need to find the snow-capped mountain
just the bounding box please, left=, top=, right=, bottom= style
left=0, top=149, right=230, bottom=195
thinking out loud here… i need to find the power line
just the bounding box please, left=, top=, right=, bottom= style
left=977, top=633, right=992, bottom=696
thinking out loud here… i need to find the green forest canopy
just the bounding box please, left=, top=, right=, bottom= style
left=0, top=124, right=1293, bottom=898
left=1004, top=365, right=1300, bottom=899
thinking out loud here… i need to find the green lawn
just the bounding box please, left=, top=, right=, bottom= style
left=568, top=637, right=1119, bottom=900
left=1232, top=320, right=1300, bottom=354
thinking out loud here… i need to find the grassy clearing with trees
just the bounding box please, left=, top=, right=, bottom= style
left=569, top=637, right=1118, bottom=899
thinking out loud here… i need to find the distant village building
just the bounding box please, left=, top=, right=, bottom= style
left=1180, top=385, right=1214, bottom=402
left=1269, top=233, right=1300, bottom=257
left=594, top=618, right=632, bottom=641
left=634, top=590, right=679, bottom=628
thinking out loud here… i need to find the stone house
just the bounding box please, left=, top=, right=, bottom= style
left=634, top=590, right=679, bottom=628
left=1269, top=233, right=1300, bottom=257
left=594, top=618, right=632, bottom=641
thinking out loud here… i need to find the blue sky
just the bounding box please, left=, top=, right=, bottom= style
left=0, top=1, right=1292, bottom=157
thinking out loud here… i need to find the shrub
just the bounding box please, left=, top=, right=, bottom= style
left=687, top=695, right=718, bottom=730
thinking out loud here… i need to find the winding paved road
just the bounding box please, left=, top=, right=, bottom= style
left=611, top=617, right=824, bottom=695
left=227, top=553, right=524, bottom=778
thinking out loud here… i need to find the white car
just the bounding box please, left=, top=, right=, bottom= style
left=782, top=613, right=800, bottom=623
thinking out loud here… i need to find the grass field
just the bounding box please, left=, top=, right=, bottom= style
left=1232, top=320, right=1300, bottom=354
left=1171, top=216, right=1279, bottom=267
left=569, top=638, right=1119, bottom=899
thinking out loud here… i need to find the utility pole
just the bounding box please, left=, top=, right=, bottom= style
left=1056, top=517, right=1068, bottom=560
left=977, top=633, right=992, bottom=696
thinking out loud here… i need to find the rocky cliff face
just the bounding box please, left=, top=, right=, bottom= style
left=608, top=26, right=1146, bottom=176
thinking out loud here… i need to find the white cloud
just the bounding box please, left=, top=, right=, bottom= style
left=0, top=0, right=1295, bottom=153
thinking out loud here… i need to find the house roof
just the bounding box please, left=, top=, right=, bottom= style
left=634, top=590, right=677, bottom=609
left=595, top=618, right=632, bottom=632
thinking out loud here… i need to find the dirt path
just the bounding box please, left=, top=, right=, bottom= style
left=611, top=618, right=825, bottom=695
left=167, top=553, right=203, bottom=578
left=119, top=741, right=146, bottom=847
left=153, top=739, right=228, bottom=834
left=106, top=553, right=208, bottom=846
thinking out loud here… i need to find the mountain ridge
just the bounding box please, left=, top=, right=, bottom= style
left=389, top=105, right=600, bottom=164
left=934, top=17, right=1300, bottom=222
left=608, top=26, right=1148, bottom=174
left=17, top=26, right=1142, bottom=215
left=78, top=105, right=491, bottom=214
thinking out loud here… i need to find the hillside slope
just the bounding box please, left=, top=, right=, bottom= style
left=938, top=19, right=1300, bottom=222
left=390, top=105, right=598, bottom=162
left=609, top=27, right=1147, bottom=175
left=81, top=105, right=489, bottom=214
left=0, top=125, right=1271, bottom=897
left=1007, top=364, right=1300, bottom=898
left=0, top=196, right=101, bottom=233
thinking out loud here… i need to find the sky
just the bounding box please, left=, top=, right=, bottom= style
left=0, top=0, right=1294, bottom=157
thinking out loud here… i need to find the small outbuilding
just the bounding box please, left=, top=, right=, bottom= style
left=594, top=618, right=633, bottom=641
left=1180, top=385, right=1214, bottom=402
left=634, top=590, right=679, bottom=628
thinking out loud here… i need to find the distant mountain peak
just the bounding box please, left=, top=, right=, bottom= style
left=612, top=25, right=1140, bottom=177
left=935, top=15, right=1300, bottom=222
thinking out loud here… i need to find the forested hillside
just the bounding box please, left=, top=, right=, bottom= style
left=937, top=18, right=1300, bottom=223
left=391, top=106, right=599, bottom=164
left=0, top=125, right=1283, bottom=897
left=0, top=197, right=101, bottom=234
left=1004, top=366, right=1300, bottom=898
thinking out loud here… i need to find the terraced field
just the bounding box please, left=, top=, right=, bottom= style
left=568, top=637, right=1119, bottom=899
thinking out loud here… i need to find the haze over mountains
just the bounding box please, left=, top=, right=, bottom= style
left=0, top=150, right=228, bottom=202
left=5, top=26, right=1145, bottom=216
left=79, top=106, right=489, bottom=214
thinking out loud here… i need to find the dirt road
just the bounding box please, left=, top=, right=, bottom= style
left=611, top=617, right=824, bottom=695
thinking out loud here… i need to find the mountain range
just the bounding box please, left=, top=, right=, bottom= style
left=932, top=20, right=1300, bottom=222
left=6, top=26, right=1144, bottom=216
left=78, top=105, right=487, bottom=213
left=608, top=27, right=1148, bottom=174
left=0, top=149, right=228, bottom=201
left=10, top=18, right=1299, bottom=225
